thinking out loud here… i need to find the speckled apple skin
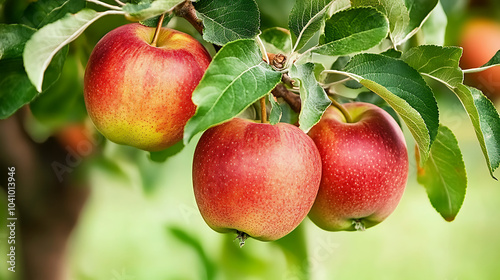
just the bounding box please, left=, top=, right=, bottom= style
left=308, top=103, right=408, bottom=231
left=84, top=23, right=211, bottom=151
left=192, top=118, right=322, bottom=241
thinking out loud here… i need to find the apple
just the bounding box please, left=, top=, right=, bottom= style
left=307, top=103, right=408, bottom=231
left=84, top=23, right=211, bottom=151
left=55, top=122, right=97, bottom=158
left=459, top=18, right=500, bottom=100
left=192, top=118, right=322, bottom=245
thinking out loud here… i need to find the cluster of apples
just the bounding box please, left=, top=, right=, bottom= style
left=84, top=24, right=409, bottom=245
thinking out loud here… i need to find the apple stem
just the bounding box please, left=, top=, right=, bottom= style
left=352, top=219, right=366, bottom=231
left=260, top=97, right=268, bottom=123
left=150, top=13, right=166, bottom=47
left=235, top=231, right=249, bottom=248
left=328, top=96, right=353, bottom=123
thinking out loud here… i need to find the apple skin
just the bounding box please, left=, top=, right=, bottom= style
left=459, top=18, right=500, bottom=99
left=307, top=103, right=408, bottom=231
left=192, top=118, right=322, bottom=241
left=84, top=23, right=211, bottom=151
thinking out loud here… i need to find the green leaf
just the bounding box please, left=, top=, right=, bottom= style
left=289, top=63, right=331, bottom=132
left=417, top=124, right=467, bottom=222
left=454, top=85, right=500, bottom=178
left=23, top=8, right=119, bottom=93
left=312, top=7, right=389, bottom=56
left=404, top=0, right=438, bottom=35
left=123, top=0, right=182, bottom=21
left=268, top=93, right=282, bottom=125
left=22, top=0, right=86, bottom=29
left=280, top=102, right=299, bottom=125
left=420, top=2, right=447, bottom=45
left=481, top=50, right=500, bottom=68
left=260, top=27, right=292, bottom=55
left=194, top=0, right=260, bottom=46
left=0, top=47, right=68, bottom=119
left=402, top=45, right=500, bottom=177
left=381, top=48, right=402, bottom=58
left=378, top=0, right=410, bottom=45
left=140, top=12, right=174, bottom=27
left=350, top=0, right=380, bottom=6
left=29, top=55, right=87, bottom=128
left=401, top=45, right=463, bottom=87
left=183, top=39, right=282, bottom=143
left=354, top=0, right=437, bottom=44
left=288, top=0, right=334, bottom=52
left=343, top=53, right=439, bottom=164
left=148, top=141, right=185, bottom=162
left=0, top=24, right=36, bottom=60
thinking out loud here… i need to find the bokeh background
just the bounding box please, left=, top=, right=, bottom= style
left=1, top=0, right=500, bottom=279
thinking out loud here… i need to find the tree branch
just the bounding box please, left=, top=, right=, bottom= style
left=272, top=83, right=301, bottom=113
left=174, top=0, right=203, bottom=35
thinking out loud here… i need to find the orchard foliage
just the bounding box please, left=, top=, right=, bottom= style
left=1, top=0, right=500, bottom=222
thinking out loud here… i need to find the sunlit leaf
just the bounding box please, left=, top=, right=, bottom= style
left=454, top=85, right=500, bottom=178
left=312, top=7, right=389, bottom=56
left=289, top=63, right=331, bottom=132
left=402, top=45, right=500, bottom=177
left=260, top=27, right=292, bottom=55
left=194, top=0, right=260, bottom=46
left=123, top=0, right=182, bottom=21
left=401, top=45, right=463, bottom=87
left=343, top=53, right=439, bottom=164
left=268, top=93, right=282, bottom=125
left=404, top=0, right=438, bottom=35
left=288, top=0, right=334, bottom=51
left=23, top=9, right=121, bottom=92
left=183, top=39, right=282, bottom=143
left=417, top=124, right=467, bottom=222
left=378, top=0, right=410, bottom=45
left=420, top=1, right=447, bottom=45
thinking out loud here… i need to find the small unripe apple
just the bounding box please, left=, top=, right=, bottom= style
left=192, top=118, right=322, bottom=244
left=84, top=23, right=211, bottom=151
left=307, top=103, right=408, bottom=231
left=459, top=18, right=500, bottom=99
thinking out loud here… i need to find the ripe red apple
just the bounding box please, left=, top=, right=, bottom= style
left=459, top=18, right=500, bottom=99
left=307, top=103, right=408, bottom=231
left=192, top=118, right=322, bottom=244
left=84, top=23, right=211, bottom=151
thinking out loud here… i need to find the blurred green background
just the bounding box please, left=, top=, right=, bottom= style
left=1, top=0, right=500, bottom=279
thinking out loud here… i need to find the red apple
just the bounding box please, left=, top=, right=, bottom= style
left=307, top=103, right=408, bottom=231
left=192, top=118, right=322, bottom=244
left=459, top=18, right=500, bottom=99
left=84, top=23, right=211, bottom=151
left=55, top=122, right=97, bottom=158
